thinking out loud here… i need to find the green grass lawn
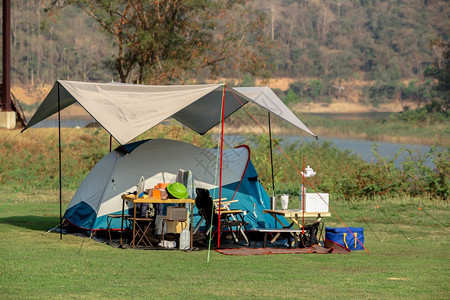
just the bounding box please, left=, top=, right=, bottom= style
left=0, top=192, right=448, bottom=299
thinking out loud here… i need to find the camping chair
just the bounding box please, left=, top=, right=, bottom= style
left=160, top=206, right=188, bottom=244
left=105, top=214, right=132, bottom=245
left=297, top=220, right=320, bottom=248
left=212, top=198, right=248, bottom=242
left=195, top=188, right=249, bottom=246
left=193, top=196, right=226, bottom=234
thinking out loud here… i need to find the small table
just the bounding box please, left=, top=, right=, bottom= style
left=121, top=194, right=195, bottom=249
left=262, top=209, right=331, bottom=246
left=263, top=209, right=331, bottom=228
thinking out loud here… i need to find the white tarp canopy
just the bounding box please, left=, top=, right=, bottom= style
left=24, top=80, right=315, bottom=144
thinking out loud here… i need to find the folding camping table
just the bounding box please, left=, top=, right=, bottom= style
left=120, top=194, right=195, bottom=249
left=263, top=209, right=330, bottom=227
left=262, top=209, right=331, bottom=246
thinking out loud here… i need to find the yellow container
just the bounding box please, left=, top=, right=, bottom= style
left=165, top=220, right=186, bottom=234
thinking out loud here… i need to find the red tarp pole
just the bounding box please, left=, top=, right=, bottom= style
left=217, top=84, right=226, bottom=248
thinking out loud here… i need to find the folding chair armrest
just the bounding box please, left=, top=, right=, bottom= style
left=213, top=198, right=227, bottom=202
left=214, top=200, right=238, bottom=205
left=215, top=209, right=244, bottom=214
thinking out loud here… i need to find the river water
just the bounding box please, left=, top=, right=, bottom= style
left=305, top=111, right=392, bottom=120
left=217, top=134, right=434, bottom=168
left=31, top=117, right=435, bottom=168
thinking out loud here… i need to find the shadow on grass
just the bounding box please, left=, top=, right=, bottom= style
left=0, top=215, right=59, bottom=231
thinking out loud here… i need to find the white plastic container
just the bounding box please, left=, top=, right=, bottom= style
left=280, top=194, right=289, bottom=210
left=179, top=228, right=190, bottom=250
left=302, top=193, right=330, bottom=212
left=155, top=215, right=166, bottom=235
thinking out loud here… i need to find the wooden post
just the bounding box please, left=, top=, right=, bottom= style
left=2, top=0, right=11, bottom=111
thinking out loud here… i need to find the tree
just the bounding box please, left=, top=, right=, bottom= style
left=424, top=37, right=450, bottom=112
left=45, top=0, right=272, bottom=84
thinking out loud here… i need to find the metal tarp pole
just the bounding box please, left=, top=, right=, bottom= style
left=268, top=112, right=276, bottom=228
left=58, top=82, right=62, bottom=239
left=217, top=84, right=226, bottom=248
left=268, top=112, right=275, bottom=196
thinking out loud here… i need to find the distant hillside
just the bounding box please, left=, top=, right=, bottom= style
left=12, top=85, right=52, bottom=105
left=10, top=0, right=448, bottom=109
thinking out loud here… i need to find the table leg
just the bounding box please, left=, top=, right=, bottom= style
left=120, top=198, right=125, bottom=247
left=266, top=212, right=291, bottom=244
left=132, top=201, right=136, bottom=248
left=274, top=215, right=300, bottom=246
left=190, top=203, right=193, bottom=250
left=270, top=213, right=290, bottom=228
left=270, top=233, right=281, bottom=244
left=290, top=217, right=301, bottom=228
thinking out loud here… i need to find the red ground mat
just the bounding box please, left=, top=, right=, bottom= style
left=215, top=244, right=350, bottom=256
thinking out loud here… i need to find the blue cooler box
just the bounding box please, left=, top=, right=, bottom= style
left=325, top=227, right=364, bottom=251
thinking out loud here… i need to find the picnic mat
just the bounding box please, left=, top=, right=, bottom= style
left=215, top=244, right=350, bottom=256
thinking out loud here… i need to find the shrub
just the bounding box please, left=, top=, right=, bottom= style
left=2, top=129, right=447, bottom=201
left=249, top=135, right=448, bottom=201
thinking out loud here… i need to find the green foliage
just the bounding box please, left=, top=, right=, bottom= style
left=387, top=100, right=449, bottom=123
left=335, top=144, right=405, bottom=200
left=267, top=0, right=448, bottom=80
left=424, top=38, right=450, bottom=92
left=307, top=79, right=325, bottom=98
left=282, top=89, right=303, bottom=105
left=240, top=74, right=256, bottom=87
left=43, top=0, right=272, bottom=84
left=1, top=127, right=448, bottom=201
left=247, top=134, right=448, bottom=201
left=0, top=133, right=108, bottom=191
left=283, top=79, right=334, bottom=104
left=0, top=125, right=215, bottom=193
left=338, top=145, right=449, bottom=200
left=10, top=0, right=448, bottom=92
left=423, top=146, right=449, bottom=199
left=399, top=80, right=431, bottom=105
left=288, top=80, right=307, bottom=96
left=363, top=80, right=402, bottom=106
